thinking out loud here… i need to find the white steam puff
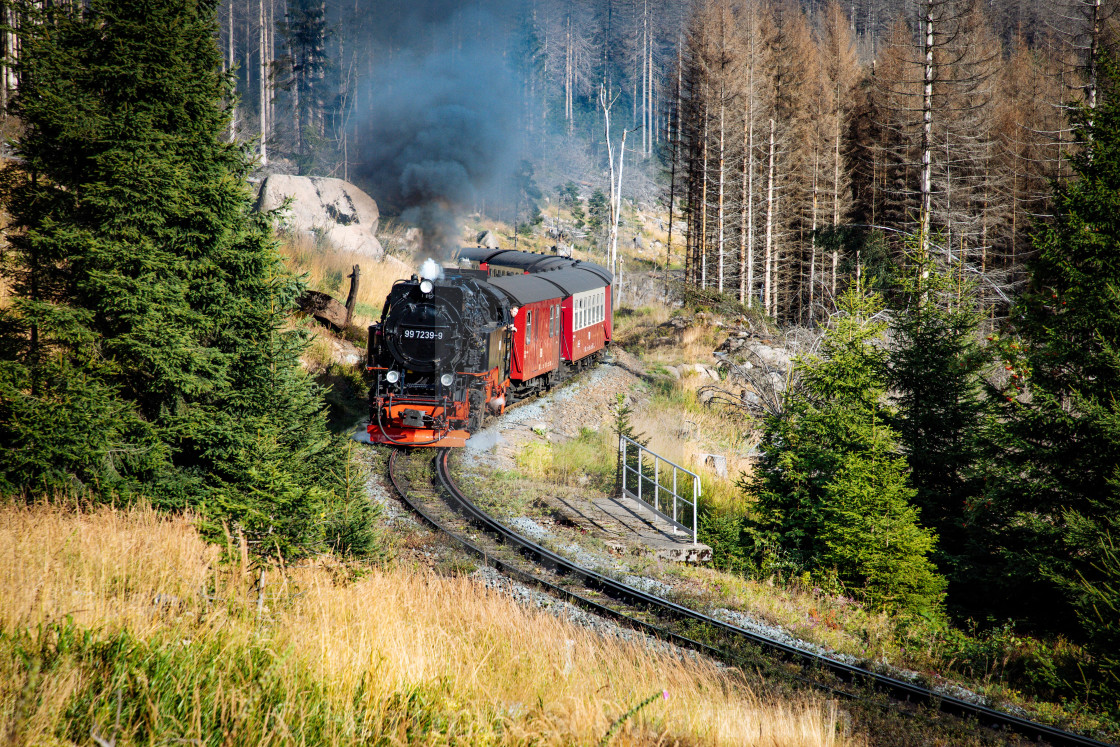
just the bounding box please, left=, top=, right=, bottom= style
left=419, top=258, right=444, bottom=282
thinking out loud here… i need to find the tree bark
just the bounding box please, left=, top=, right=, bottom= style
left=227, top=1, right=236, bottom=142
left=920, top=0, right=933, bottom=259
left=701, top=105, right=709, bottom=289
left=345, top=265, right=361, bottom=324
left=764, top=117, right=776, bottom=314
left=258, top=0, right=268, bottom=164
left=717, top=94, right=726, bottom=293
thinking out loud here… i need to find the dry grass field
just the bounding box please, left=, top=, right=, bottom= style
left=0, top=502, right=858, bottom=746
left=277, top=231, right=414, bottom=330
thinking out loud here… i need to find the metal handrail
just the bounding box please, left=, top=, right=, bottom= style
left=619, top=434, right=699, bottom=544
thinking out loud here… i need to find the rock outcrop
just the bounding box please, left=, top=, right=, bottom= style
left=296, top=290, right=350, bottom=331
left=475, top=230, right=500, bottom=249
left=256, top=174, right=384, bottom=258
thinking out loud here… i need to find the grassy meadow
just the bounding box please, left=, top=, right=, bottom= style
left=0, top=502, right=855, bottom=746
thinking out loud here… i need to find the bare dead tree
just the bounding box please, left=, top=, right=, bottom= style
left=258, top=0, right=268, bottom=164
left=601, top=83, right=640, bottom=306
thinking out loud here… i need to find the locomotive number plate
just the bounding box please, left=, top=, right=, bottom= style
left=403, top=329, right=444, bottom=340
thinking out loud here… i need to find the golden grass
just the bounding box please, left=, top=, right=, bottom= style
left=630, top=392, right=756, bottom=505
left=613, top=305, right=674, bottom=342
left=278, top=232, right=414, bottom=329
left=678, top=565, right=900, bottom=663
left=0, top=502, right=857, bottom=746
left=610, top=303, right=765, bottom=511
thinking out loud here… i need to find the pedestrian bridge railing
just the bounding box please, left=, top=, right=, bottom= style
left=618, top=434, right=700, bottom=544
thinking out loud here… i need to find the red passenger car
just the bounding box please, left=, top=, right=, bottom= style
left=488, top=274, right=566, bottom=394
left=564, top=284, right=612, bottom=364
left=490, top=265, right=613, bottom=375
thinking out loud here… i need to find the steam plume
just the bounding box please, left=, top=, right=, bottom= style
left=351, top=3, right=524, bottom=260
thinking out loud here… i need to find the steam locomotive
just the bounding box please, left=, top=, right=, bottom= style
left=365, top=248, right=613, bottom=447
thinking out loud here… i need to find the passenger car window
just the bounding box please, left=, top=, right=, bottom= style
left=526, top=311, right=532, bottom=345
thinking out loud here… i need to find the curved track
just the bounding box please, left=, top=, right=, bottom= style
left=386, top=448, right=728, bottom=658
left=387, top=447, right=1114, bottom=747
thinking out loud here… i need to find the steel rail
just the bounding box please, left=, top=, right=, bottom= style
left=385, top=449, right=737, bottom=666
left=431, top=448, right=1115, bottom=747
left=388, top=448, right=858, bottom=707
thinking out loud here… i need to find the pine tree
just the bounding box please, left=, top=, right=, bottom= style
left=1076, top=535, right=1120, bottom=704
left=512, top=159, right=544, bottom=233
left=994, top=53, right=1120, bottom=642
left=612, top=392, right=647, bottom=493
left=749, top=282, right=945, bottom=616
left=275, top=0, right=333, bottom=172
left=1075, top=535, right=1120, bottom=703
left=0, top=0, right=370, bottom=559
left=817, top=442, right=946, bottom=614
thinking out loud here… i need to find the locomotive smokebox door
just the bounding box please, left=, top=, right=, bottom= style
left=402, top=409, right=425, bottom=428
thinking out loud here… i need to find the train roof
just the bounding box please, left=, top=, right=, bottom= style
left=485, top=275, right=565, bottom=305
left=455, top=246, right=613, bottom=284
left=488, top=267, right=609, bottom=305
left=456, top=247, right=569, bottom=273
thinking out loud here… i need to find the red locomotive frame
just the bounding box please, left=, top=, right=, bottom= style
left=367, top=367, right=506, bottom=448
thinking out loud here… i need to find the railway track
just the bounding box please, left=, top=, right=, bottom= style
left=386, top=448, right=716, bottom=649
left=386, top=447, right=1114, bottom=747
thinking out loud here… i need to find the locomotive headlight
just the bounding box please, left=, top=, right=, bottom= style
left=420, top=279, right=434, bottom=294
left=385, top=370, right=400, bottom=384
left=440, top=373, right=454, bottom=387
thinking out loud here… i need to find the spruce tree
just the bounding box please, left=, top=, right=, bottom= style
left=749, top=283, right=945, bottom=616
left=276, top=0, right=333, bottom=172
left=0, top=0, right=370, bottom=558
left=886, top=248, right=991, bottom=614
left=1077, top=537, right=1120, bottom=704
left=587, top=189, right=609, bottom=241
left=993, top=54, right=1120, bottom=647
left=613, top=393, right=647, bottom=493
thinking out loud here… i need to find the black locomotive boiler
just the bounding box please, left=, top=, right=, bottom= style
left=366, top=273, right=513, bottom=446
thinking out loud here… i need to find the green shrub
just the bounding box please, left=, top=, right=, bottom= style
left=699, top=507, right=751, bottom=575
left=322, top=268, right=344, bottom=294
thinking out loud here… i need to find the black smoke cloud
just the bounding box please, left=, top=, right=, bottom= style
left=351, top=1, right=525, bottom=258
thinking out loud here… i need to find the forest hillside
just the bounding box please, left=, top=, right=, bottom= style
left=1, top=0, right=1119, bottom=743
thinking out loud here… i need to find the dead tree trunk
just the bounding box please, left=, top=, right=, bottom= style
left=665, top=40, right=682, bottom=286
left=345, top=264, right=361, bottom=325
left=920, top=0, right=933, bottom=259
left=717, top=94, right=726, bottom=293
left=258, top=0, right=268, bottom=165
left=764, top=117, right=776, bottom=314
left=227, top=1, right=236, bottom=142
